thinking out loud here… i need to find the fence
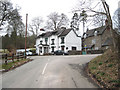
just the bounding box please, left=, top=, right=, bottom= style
left=2, top=54, right=25, bottom=65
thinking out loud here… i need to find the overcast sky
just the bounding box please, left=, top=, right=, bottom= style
left=11, top=0, right=78, bottom=24
left=11, top=0, right=119, bottom=24
left=1, top=0, right=119, bottom=36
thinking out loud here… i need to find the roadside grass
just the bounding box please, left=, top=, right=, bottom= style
left=88, top=49, right=119, bottom=88
left=0, top=59, right=31, bottom=71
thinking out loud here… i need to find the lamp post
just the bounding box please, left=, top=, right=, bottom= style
left=25, top=14, right=28, bottom=59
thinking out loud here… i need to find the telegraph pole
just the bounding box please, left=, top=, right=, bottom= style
left=25, top=14, right=28, bottom=59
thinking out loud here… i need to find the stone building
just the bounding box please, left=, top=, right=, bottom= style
left=82, top=20, right=112, bottom=51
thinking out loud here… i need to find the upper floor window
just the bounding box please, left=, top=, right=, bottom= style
left=84, top=34, right=87, bottom=38
left=61, top=37, right=65, bottom=44
left=40, top=40, right=43, bottom=45
left=51, top=39, right=55, bottom=45
left=45, top=38, right=48, bottom=44
left=94, top=31, right=97, bottom=36
left=92, top=39, right=96, bottom=44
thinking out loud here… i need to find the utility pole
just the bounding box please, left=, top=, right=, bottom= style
left=25, top=14, right=28, bottom=59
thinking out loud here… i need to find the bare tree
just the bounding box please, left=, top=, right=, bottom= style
left=0, top=0, right=13, bottom=27
left=0, top=0, right=25, bottom=36
left=73, top=0, right=107, bottom=27
left=113, top=8, right=119, bottom=29
left=92, top=5, right=107, bottom=27
left=28, top=24, right=35, bottom=35
left=45, top=12, right=69, bottom=30
left=29, top=17, right=43, bottom=36
left=73, top=0, right=116, bottom=49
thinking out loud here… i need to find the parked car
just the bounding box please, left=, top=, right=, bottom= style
left=53, top=50, right=68, bottom=55
left=26, top=51, right=32, bottom=56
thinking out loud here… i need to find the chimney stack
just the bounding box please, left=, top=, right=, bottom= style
left=39, top=28, right=45, bottom=35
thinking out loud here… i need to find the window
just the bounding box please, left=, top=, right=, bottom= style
left=61, top=46, right=65, bottom=51
left=39, top=47, right=42, bottom=53
left=40, top=41, right=43, bottom=45
left=72, top=47, right=76, bottom=50
left=45, top=38, right=48, bottom=44
left=51, top=47, right=55, bottom=52
left=94, top=31, right=97, bottom=36
left=95, top=47, right=98, bottom=50
left=84, top=34, right=87, bottom=38
left=61, top=37, right=65, bottom=44
left=92, top=39, right=96, bottom=44
left=66, top=47, right=68, bottom=50
left=51, top=39, right=55, bottom=45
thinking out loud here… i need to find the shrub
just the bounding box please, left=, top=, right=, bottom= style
left=108, top=64, right=113, bottom=67
left=99, top=62, right=103, bottom=65
left=91, top=67, right=96, bottom=69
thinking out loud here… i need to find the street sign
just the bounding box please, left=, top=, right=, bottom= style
left=85, top=44, right=87, bottom=48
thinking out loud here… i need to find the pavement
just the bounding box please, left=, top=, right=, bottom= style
left=1, top=54, right=101, bottom=88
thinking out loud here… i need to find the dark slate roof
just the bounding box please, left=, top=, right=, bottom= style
left=51, top=29, right=64, bottom=35
left=37, top=28, right=80, bottom=38
left=102, top=37, right=112, bottom=47
left=37, top=33, right=46, bottom=38
left=58, top=29, right=71, bottom=37
left=86, top=26, right=106, bottom=37
left=43, top=32, right=52, bottom=38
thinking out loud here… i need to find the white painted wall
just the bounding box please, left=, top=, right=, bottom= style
left=36, top=30, right=82, bottom=55
left=65, top=30, right=82, bottom=51
left=36, top=38, right=40, bottom=54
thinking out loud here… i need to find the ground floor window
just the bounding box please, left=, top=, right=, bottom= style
left=44, top=47, right=49, bottom=54
left=51, top=47, right=55, bottom=52
left=61, top=46, right=65, bottom=51
left=39, top=47, right=42, bottom=53
left=72, top=47, right=76, bottom=50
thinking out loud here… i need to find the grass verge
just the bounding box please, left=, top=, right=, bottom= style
left=88, top=49, right=120, bottom=88
left=0, top=59, right=33, bottom=72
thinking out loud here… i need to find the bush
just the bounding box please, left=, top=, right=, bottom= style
left=100, top=72, right=105, bottom=76
left=108, top=64, right=113, bottom=67
left=91, top=67, right=96, bottom=69
left=99, top=62, right=103, bottom=65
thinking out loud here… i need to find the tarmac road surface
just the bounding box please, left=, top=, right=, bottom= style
left=1, top=55, right=100, bottom=88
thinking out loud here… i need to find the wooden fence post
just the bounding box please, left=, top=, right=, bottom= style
left=12, top=53, right=14, bottom=63
left=5, top=54, right=8, bottom=65
left=17, top=55, right=19, bottom=61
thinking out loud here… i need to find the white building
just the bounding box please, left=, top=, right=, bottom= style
left=36, top=28, right=82, bottom=55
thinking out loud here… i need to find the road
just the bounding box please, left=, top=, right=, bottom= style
left=1, top=55, right=100, bottom=88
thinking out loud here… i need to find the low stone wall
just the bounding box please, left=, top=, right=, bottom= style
left=68, top=50, right=82, bottom=55
left=87, top=50, right=104, bottom=54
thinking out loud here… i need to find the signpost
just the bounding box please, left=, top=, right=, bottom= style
left=85, top=44, right=87, bottom=54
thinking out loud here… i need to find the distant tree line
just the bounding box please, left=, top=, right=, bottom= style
left=2, top=33, right=36, bottom=52
left=0, top=0, right=36, bottom=52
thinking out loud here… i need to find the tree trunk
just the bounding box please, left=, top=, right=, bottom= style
left=101, top=0, right=116, bottom=50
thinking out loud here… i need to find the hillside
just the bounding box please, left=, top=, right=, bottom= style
left=88, top=49, right=119, bottom=88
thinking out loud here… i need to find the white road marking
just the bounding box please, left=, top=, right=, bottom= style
left=42, top=63, right=48, bottom=75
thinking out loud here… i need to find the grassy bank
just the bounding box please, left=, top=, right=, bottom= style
left=88, top=49, right=119, bottom=88
left=0, top=59, right=32, bottom=71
